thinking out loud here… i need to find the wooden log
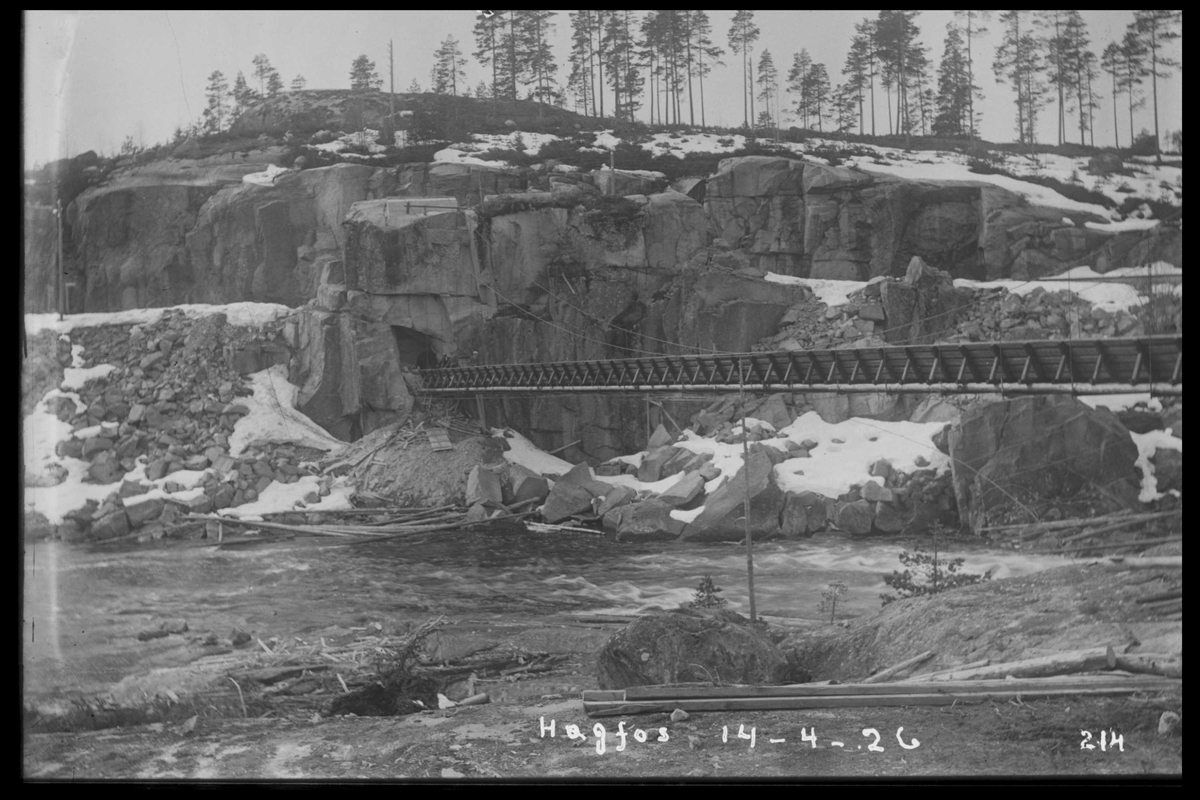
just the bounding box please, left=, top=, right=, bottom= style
left=1110, top=653, right=1182, bottom=679
left=922, top=646, right=1121, bottom=682
left=1136, top=590, right=1183, bottom=603
left=978, top=510, right=1175, bottom=534
left=584, top=679, right=1181, bottom=717
left=908, top=659, right=991, bottom=681
left=1039, top=535, right=1184, bottom=554
left=1101, top=556, right=1183, bottom=570
left=861, top=651, right=935, bottom=684
left=1057, top=518, right=1170, bottom=545
left=619, top=674, right=1155, bottom=700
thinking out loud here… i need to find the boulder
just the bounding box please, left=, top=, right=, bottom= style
left=872, top=501, right=908, bottom=533
left=594, top=484, right=636, bottom=518
left=1117, top=408, right=1164, bottom=435
left=646, top=423, right=673, bottom=450
left=835, top=500, right=874, bottom=535
left=681, top=451, right=784, bottom=542
left=87, top=451, right=124, bottom=484
left=861, top=480, right=895, bottom=503
left=540, top=464, right=610, bottom=523
left=949, top=396, right=1142, bottom=533
left=1152, top=448, right=1182, bottom=493
left=879, top=258, right=966, bottom=344
left=466, top=465, right=503, bottom=506
left=780, top=490, right=826, bottom=537
left=91, top=509, right=131, bottom=540
left=509, top=463, right=550, bottom=504
left=124, top=496, right=165, bottom=527
left=1162, top=405, right=1182, bottom=439
left=638, top=445, right=691, bottom=483
left=748, top=393, right=793, bottom=430
left=596, top=608, right=791, bottom=689
left=614, top=500, right=686, bottom=542
left=657, top=471, right=706, bottom=509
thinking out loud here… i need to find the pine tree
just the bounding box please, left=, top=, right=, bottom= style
left=407, top=78, right=422, bottom=94
left=1037, top=11, right=1071, bottom=146
left=568, top=10, right=597, bottom=116
left=874, top=11, right=922, bottom=138
left=432, top=36, right=467, bottom=97
left=266, top=68, right=283, bottom=99
left=853, top=18, right=880, bottom=137
left=807, top=63, right=831, bottom=133
left=691, top=11, right=724, bottom=128
left=1100, top=41, right=1124, bottom=149
left=231, top=72, right=254, bottom=118
left=519, top=10, right=559, bottom=110
left=1062, top=12, right=1093, bottom=146
left=834, top=82, right=858, bottom=134
left=843, top=28, right=871, bottom=135
left=603, top=10, right=641, bottom=121
left=475, top=80, right=490, bottom=99
left=1120, top=29, right=1149, bottom=149
left=472, top=10, right=504, bottom=107
left=290, top=75, right=307, bottom=92
left=1131, top=10, right=1182, bottom=163
left=994, top=11, right=1047, bottom=147
left=787, top=50, right=813, bottom=130
left=953, top=11, right=990, bottom=140
left=501, top=10, right=522, bottom=101
left=728, top=11, right=761, bottom=129
left=251, top=54, right=274, bottom=98
left=934, top=23, right=970, bottom=137
left=350, top=55, right=382, bottom=91
left=756, top=49, right=779, bottom=133
left=202, top=70, right=229, bottom=135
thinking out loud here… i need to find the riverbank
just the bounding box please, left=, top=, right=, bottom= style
left=22, top=530, right=1181, bottom=779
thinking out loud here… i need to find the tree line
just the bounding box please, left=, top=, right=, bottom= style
left=193, top=12, right=1181, bottom=159
left=198, top=53, right=305, bottom=137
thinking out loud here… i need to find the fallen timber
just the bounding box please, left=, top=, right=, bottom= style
left=418, top=336, right=1183, bottom=397
left=581, top=676, right=1181, bottom=717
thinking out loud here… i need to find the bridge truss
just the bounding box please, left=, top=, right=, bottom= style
left=418, top=336, right=1182, bottom=398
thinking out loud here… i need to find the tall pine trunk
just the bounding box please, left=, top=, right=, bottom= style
left=1111, top=69, right=1119, bottom=149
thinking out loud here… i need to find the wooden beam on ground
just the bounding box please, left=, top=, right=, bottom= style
left=583, top=677, right=1180, bottom=717
left=616, top=674, right=1159, bottom=700
left=860, top=651, right=935, bottom=683
left=919, top=646, right=1120, bottom=682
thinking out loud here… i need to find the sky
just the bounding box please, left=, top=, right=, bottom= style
left=23, top=10, right=1183, bottom=168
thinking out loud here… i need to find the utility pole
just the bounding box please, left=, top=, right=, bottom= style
left=56, top=200, right=65, bottom=321
left=388, top=40, right=395, bottom=146
left=738, top=365, right=758, bottom=623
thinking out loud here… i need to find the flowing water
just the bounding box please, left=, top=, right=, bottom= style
left=22, top=532, right=1076, bottom=705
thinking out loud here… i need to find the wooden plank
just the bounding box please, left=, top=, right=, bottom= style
left=860, top=650, right=934, bottom=683
left=426, top=428, right=454, bottom=452
left=615, top=674, right=1166, bottom=700
left=584, top=682, right=1181, bottom=717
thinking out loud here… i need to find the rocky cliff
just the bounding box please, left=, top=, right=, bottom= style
left=25, top=149, right=1181, bottom=456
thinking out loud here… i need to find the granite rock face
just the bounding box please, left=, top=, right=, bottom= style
left=949, top=396, right=1142, bottom=532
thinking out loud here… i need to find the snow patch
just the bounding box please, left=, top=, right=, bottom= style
left=242, top=164, right=290, bottom=186
left=26, top=303, right=291, bottom=336
left=496, top=428, right=573, bottom=476
left=60, top=363, right=118, bottom=391
left=1130, top=429, right=1183, bottom=503
left=764, top=273, right=865, bottom=307
left=229, top=365, right=346, bottom=456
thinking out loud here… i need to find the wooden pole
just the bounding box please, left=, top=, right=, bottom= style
left=56, top=200, right=65, bottom=320
left=475, top=394, right=487, bottom=430
left=388, top=40, right=395, bottom=145
left=738, top=365, right=757, bottom=623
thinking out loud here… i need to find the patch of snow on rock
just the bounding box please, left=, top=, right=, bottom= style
left=229, top=365, right=346, bottom=457
left=242, top=164, right=290, bottom=186
left=1130, top=429, right=1183, bottom=503
left=496, top=427, right=573, bottom=476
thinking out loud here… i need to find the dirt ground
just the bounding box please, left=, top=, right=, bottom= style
left=23, top=685, right=1182, bottom=780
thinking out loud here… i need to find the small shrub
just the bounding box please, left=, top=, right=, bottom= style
left=691, top=575, right=728, bottom=609
left=818, top=581, right=848, bottom=623
left=879, top=532, right=992, bottom=606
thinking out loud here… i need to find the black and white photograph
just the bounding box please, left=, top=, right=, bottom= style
left=22, top=9, right=1182, bottom=782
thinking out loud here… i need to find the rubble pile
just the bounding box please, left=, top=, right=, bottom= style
left=28, top=309, right=340, bottom=542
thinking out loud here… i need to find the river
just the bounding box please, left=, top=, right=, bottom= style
left=22, top=532, right=1076, bottom=708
